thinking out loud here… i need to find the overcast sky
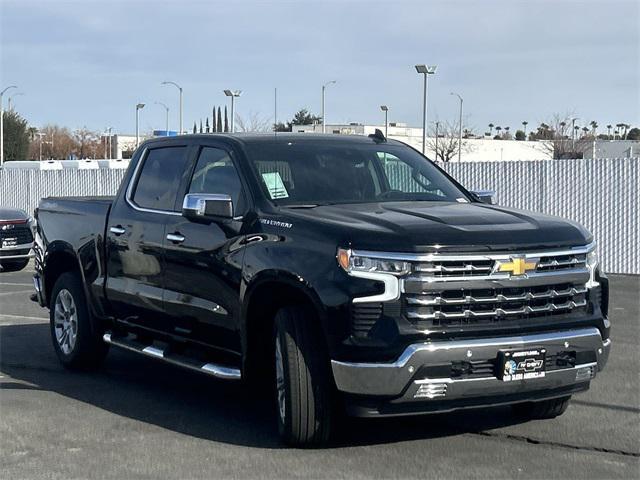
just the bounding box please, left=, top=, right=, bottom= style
left=1, top=0, right=638, bottom=135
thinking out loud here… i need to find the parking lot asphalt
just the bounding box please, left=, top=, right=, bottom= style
left=0, top=264, right=638, bottom=479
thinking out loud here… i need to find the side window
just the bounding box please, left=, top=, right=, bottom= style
left=188, top=147, right=245, bottom=214
left=133, top=146, right=190, bottom=211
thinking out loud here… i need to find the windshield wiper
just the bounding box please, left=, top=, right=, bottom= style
left=284, top=204, right=322, bottom=209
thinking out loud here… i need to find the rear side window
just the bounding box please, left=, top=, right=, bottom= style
left=133, top=146, right=190, bottom=211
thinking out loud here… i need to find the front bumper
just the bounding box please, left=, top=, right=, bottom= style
left=0, top=242, right=34, bottom=261
left=332, top=327, right=610, bottom=416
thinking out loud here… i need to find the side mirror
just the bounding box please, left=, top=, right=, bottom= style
left=182, top=193, right=234, bottom=222
left=470, top=190, right=496, bottom=205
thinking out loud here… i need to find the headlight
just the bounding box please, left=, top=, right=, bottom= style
left=586, top=246, right=599, bottom=288
left=337, top=248, right=410, bottom=276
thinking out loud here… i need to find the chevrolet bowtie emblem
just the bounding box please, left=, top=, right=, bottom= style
left=498, top=257, right=537, bottom=276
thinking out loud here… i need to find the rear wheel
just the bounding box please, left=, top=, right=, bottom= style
left=274, top=306, right=333, bottom=446
left=512, top=396, right=571, bottom=419
left=0, top=259, right=29, bottom=272
left=49, top=272, right=108, bottom=369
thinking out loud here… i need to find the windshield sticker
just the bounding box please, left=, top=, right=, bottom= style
left=262, top=172, right=289, bottom=199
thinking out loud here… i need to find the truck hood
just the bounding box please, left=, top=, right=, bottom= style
left=0, top=207, right=29, bottom=221
left=280, top=201, right=591, bottom=252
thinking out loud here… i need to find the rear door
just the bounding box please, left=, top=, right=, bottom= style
left=162, top=144, right=249, bottom=352
left=105, top=143, right=193, bottom=332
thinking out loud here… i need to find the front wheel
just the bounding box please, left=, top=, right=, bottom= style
left=512, top=396, right=572, bottom=419
left=274, top=306, right=333, bottom=446
left=50, top=272, right=108, bottom=369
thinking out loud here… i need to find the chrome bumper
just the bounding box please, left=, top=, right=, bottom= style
left=331, top=328, right=610, bottom=402
left=0, top=242, right=34, bottom=260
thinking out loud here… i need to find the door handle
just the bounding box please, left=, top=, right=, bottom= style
left=110, top=226, right=126, bottom=236
left=166, top=233, right=185, bottom=244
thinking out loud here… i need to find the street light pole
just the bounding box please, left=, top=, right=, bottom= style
left=321, top=80, right=336, bottom=134
left=224, top=90, right=242, bottom=133
left=155, top=102, right=170, bottom=135
left=0, top=85, right=17, bottom=167
left=37, top=132, right=46, bottom=161
left=450, top=92, right=463, bottom=162
left=380, top=105, right=389, bottom=137
left=435, top=121, right=440, bottom=161
left=161, top=81, right=183, bottom=134
left=106, top=127, right=113, bottom=159
left=135, top=103, right=145, bottom=147
left=415, top=65, right=437, bottom=155
left=571, top=117, right=578, bottom=154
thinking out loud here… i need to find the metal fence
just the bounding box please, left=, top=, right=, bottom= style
left=1, top=158, right=637, bottom=274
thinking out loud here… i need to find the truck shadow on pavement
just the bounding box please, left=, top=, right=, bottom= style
left=1, top=322, right=531, bottom=449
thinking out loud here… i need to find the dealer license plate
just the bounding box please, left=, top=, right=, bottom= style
left=2, top=237, right=18, bottom=248
left=498, top=348, right=546, bottom=382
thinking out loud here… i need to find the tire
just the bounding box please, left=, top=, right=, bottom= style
left=0, top=259, right=29, bottom=272
left=274, top=305, right=333, bottom=446
left=49, top=272, right=108, bottom=370
left=512, top=395, right=571, bottom=419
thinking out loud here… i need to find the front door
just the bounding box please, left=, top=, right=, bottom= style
left=163, top=146, right=248, bottom=353
left=105, top=144, right=192, bottom=332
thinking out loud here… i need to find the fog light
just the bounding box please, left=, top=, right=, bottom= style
left=575, top=366, right=595, bottom=382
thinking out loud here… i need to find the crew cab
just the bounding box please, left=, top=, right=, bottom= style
left=0, top=207, right=35, bottom=272
left=33, top=133, right=611, bottom=446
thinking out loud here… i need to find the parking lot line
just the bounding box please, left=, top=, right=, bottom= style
left=0, top=289, right=34, bottom=296
left=0, top=282, right=33, bottom=287
left=0, top=313, right=48, bottom=323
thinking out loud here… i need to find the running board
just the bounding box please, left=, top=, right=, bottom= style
left=103, top=333, right=241, bottom=380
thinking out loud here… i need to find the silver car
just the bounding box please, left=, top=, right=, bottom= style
left=0, top=207, right=35, bottom=272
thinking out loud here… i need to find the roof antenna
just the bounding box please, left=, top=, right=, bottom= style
left=369, top=128, right=386, bottom=143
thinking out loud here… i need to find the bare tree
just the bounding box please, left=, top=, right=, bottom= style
left=73, top=127, right=100, bottom=159
left=235, top=111, right=272, bottom=133
left=427, top=121, right=476, bottom=162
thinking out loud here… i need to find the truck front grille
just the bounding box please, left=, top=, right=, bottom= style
left=410, top=251, right=588, bottom=281
left=0, top=225, right=33, bottom=245
left=405, top=282, right=588, bottom=327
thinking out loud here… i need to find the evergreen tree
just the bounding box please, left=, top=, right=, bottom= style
left=1, top=110, right=30, bottom=161
left=212, top=106, right=217, bottom=132
left=217, top=107, right=223, bottom=133
left=224, top=106, right=229, bottom=132
left=205, top=117, right=210, bottom=133
left=199, top=119, right=203, bottom=134
left=193, top=122, right=197, bottom=134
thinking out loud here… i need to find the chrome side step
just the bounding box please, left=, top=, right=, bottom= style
left=103, top=333, right=241, bottom=380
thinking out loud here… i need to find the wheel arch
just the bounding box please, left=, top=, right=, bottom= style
left=241, top=270, right=328, bottom=382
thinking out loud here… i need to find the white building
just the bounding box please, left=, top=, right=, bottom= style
left=291, top=123, right=553, bottom=162
left=582, top=140, right=640, bottom=159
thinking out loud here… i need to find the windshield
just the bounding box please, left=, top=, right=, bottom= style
left=244, top=139, right=470, bottom=206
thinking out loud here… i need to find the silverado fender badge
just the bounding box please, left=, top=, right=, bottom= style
left=259, top=218, right=293, bottom=229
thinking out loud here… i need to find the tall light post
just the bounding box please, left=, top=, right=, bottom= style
left=1, top=85, right=17, bottom=167
left=435, top=121, right=440, bottom=161
left=380, top=105, right=389, bottom=137
left=106, top=127, right=113, bottom=159
left=37, top=132, right=46, bottom=161
left=7, top=92, right=24, bottom=111
left=224, top=90, right=242, bottom=133
left=321, top=80, right=336, bottom=133
left=161, top=81, right=183, bottom=134
left=571, top=117, right=579, bottom=154
left=135, top=103, right=145, bottom=147
left=450, top=92, right=463, bottom=162
left=155, top=102, right=170, bottom=135
left=415, top=65, right=437, bottom=155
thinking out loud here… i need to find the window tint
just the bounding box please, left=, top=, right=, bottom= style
left=188, top=147, right=244, bottom=213
left=244, top=140, right=467, bottom=205
left=133, top=146, right=190, bottom=211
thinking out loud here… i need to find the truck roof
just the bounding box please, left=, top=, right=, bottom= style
left=140, top=132, right=405, bottom=148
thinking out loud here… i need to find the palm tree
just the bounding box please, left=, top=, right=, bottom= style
left=622, top=123, right=630, bottom=139
left=522, top=121, right=528, bottom=137
left=582, top=126, right=589, bottom=137
left=488, top=123, right=494, bottom=136
left=589, top=121, right=598, bottom=136
left=495, top=126, right=502, bottom=138
left=615, top=123, right=624, bottom=140
left=606, top=124, right=612, bottom=138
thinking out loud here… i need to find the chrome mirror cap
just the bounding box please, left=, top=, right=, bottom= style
left=182, top=193, right=233, bottom=221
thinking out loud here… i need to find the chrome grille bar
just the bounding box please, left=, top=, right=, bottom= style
left=407, top=286, right=587, bottom=306
left=407, top=299, right=588, bottom=321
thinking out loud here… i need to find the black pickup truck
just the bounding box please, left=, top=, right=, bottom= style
left=33, top=133, right=611, bottom=446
